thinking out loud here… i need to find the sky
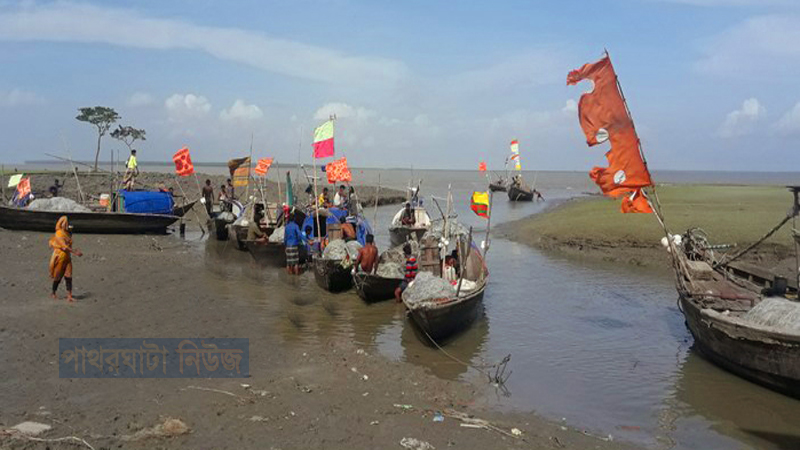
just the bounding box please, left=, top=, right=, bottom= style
left=1, top=0, right=799, bottom=171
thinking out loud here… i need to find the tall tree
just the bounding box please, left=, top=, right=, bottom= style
left=76, top=106, right=120, bottom=171
left=110, top=125, right=146, bottom=151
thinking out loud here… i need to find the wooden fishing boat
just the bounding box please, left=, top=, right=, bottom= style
left=172, top=200, right=198, bottom=218
left=313, top=257, right=353, bottom=293
left=507, top=183, right=534, bottom=201
left=353, top=272, right=402, bottom=303
left=245, top=240, right=308, bottom=267
left=0, top=204, right=179, bottom=234
left=675, top=225, right=800, bottom=399
left=388, top=205, right=432, bottom=247
left=403, top=229, right=490, bottom=341
left=488, top=180, right=507, bottom=192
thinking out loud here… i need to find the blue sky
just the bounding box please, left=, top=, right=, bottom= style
left=1, top=0, right=799, bottom=171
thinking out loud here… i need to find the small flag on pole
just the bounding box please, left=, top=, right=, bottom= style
left=470, top=191, right=490, bottom=218
left=478, top=161, right=487, bottom=172
left=325, top=157, right=352, bottom=184
left=312, top=120, right=335, bottom=159
left=510, top=140, right=521, bottom=171
left=172, top=147, right=195, bottom=176
left=254, top=158, right=273, bottom=176
left=7, top=173, right=23, bottom=188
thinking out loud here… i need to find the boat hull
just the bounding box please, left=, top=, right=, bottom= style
left=313, top=258, right=353, bottom=293
left=489, top=183, right=507, bottom=192
left=507, top=185, right=533, bottom=201
left=389, top=226, right=427, bottom=248
left=245, top=240, right=308, bottom=267
left=407, top=285, right=486, bottom=342
left=0, top=205, right=179, bottom=234
left=680, top=295, right=800, bottom=399
left=353, top=272, right=402, bottom=303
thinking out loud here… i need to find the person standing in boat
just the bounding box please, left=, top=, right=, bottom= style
left=201, top=179, right=214, bottom=216
left=318, top=187, right=332, bottom=208
left=333, top=185, right=349, bottom=209
left=226, top=178, right=236, bottom=200
left=49, top=216, right=82, bottom=302
left=123, top=149, right=138, bottom=190
left=400, top=202, right=416, bottom=226
left=394, top=243, right=418, bottom=302
left=284, top=212, right=303, bottom=275
left=354, top=234, right=378, bottom=274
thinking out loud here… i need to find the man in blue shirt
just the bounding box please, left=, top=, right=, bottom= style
left=284, top=213, right=303, bottom=275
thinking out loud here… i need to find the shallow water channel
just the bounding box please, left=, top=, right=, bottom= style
left=191, top=170, right=800, bottom=450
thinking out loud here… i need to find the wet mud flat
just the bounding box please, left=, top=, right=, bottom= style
left=0, top=229, right=637, bottom=450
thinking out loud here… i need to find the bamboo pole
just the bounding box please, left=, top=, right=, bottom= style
left=59, top=137, right=85, bottom=203
left=484, top=190, right=493, bottom=257
left=372, top=173, right=381, bottom=227
left=1, top=164, right=5, bottom=202
left=456, top=226, right=473, bottom=297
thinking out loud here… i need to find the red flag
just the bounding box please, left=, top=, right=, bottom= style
left=254, top=158, right=273, bottom=176
left=16, top=177, right=31, bottom=198
left=478, top=161, right=487, bottom=172
left=567, top=55, right=652, bottom=213
left=172, top=147, right=195, bottom=176
left=325, top=157, right=352, bottom=184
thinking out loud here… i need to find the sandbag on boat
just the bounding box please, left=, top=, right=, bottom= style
left=376, top=262, right=404, bottom=279
left=403, top=272, right=455, bottom=306
left=268, top=225, right=285, bottom=243
left=744, top=297, right=800, bottom=333
left=27, top=197, right=90, bottom=212
left=322, top=239, right=362, bottom=260
left=380, top=241, right=420, bottom=266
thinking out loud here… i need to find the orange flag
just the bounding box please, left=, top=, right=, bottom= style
left=326, top=157, right=352, bottom=184
left=254, top=158, right=273, bottom=176
left=567, top=55, right=652, bottom=213
left=172, top=147, right=195, bottom=176
left=478, top=161, right=487, bottom=172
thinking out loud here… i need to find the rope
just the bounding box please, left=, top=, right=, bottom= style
left=419, top=326, right=508, bottom=371
left=715, top=214, right=793, bottom=268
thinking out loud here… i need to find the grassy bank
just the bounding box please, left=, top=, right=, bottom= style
left=500, top=185, right=798, bottom=268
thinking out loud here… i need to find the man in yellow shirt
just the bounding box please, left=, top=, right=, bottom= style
left=123, top=149, right=139, bottom=190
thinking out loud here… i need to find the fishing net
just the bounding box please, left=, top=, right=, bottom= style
left=379, top=241, right=420, bottom=266
left=268, top=226, right=284, bottom=243
left=423, top=220, right=467, bottom=241
left=27, top=197, right=90, bottom=212
left=743, top=297, right=800, bottom=333
left=322, top=239, right=362, bottom=260
left=403, top=272, right=455, bottom=306
left=376, top=262, right=404, bottom=279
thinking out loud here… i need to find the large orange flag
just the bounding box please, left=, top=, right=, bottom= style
left=567, top=55, right=652, bottom=213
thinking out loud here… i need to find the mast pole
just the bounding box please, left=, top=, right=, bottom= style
left=484, top=190, right=493, bottom=257
left=247, top=132, right=254, bottom=202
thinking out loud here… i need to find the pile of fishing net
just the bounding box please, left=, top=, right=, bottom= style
left=743, top=297, right=800, bottom=333
left=268, top=226, right=285, bottom=243
left=423, top=220, right=468, bottom=241
left=376, top=262, right=404, bottom=279
left=322, top=239, right=362, bottom=261
left=403, top=272, right=455, bottom=306
left=379, top=241, right=420, bottom=266
left=27, top=197, right=90, bottom=212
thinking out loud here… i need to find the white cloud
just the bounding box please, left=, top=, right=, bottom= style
left=562, top=99, right=578, bottom=113
left=696, top=15, right=800, bottom=78
left=0, top=88, right=43, bottom=106
left=717, top=97, right=765, bottom=138
left=773, top=102, right=800, bottom=135
left=165, top=93, right=211, bottom=121
left=127, top=92, right=154, bottom=107
left=313, top=102, right=376, bottom=123
left=0, top=2, right=408, bottom=87
left=220, top=100, right=263, bottom=122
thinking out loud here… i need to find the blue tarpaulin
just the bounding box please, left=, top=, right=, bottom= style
left=119, top=190, right=174, bottom=215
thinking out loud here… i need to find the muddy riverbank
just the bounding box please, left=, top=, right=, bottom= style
left=0, top=229, right=638, bottom=450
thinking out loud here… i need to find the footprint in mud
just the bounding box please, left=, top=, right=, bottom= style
left=286, top=311, right=306, bottom=329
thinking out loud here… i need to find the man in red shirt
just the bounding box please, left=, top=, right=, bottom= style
left=394, top=243, right=417, bottom=302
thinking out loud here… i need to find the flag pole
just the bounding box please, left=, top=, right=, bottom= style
left=246, top=133, right=254, bottom=202
left=312, top=125, right=323, bottom=253
left=484, top=189, right=493, bottom=257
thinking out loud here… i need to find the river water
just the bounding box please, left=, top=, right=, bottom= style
left=21, top=162, right=800, bottom=448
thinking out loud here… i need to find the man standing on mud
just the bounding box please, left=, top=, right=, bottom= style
left=284, top=213, right=303, bottom=275
left=354, top=234, right=378, bottom=273
left=201, top=179, right=214, bottom=216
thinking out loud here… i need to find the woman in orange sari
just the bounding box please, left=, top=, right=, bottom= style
left=49, top=216, right=82, bottom=301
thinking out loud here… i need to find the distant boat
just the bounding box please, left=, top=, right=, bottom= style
left=506, top=140, right=535, bottom=202
left=488, top=177, right=507, bottom=192
left=388, top=198, right=432, bottom=248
